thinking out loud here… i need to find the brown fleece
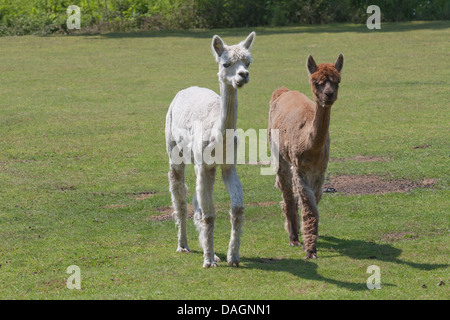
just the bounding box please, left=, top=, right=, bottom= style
left=268, top=57, right=343, bottom=259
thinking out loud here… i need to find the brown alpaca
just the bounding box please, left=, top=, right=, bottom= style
left=268, top=54, right=344, bottom=259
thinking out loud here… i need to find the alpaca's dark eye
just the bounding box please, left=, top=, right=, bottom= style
left=223, top=63, right=231, bottom=68
left=246, top=62, right=251, bottom=67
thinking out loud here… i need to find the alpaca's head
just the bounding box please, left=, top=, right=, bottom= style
left=212, top=32, right=255, bottom=89
left=307, top=54, right=344, bottom=107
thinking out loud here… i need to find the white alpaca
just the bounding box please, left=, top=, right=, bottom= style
left=165, top=32, right=256, bottom=268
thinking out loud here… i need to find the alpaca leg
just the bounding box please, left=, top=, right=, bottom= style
left=315, top=190, right=323, bottom=205
left=193, top=172, right=221, bottom=264
left=222, top=165, right=244, bottom=267
left=292, top=173, right=319, bottom=259
left=313, top=175, right=325, bottom=205
left=168, top=163, right=189, bottom=252
left=275, top=158, right=300, bottom=246
left=195, top=165, right=218, bottom=268
left=192, top=192, right=202, bottom=235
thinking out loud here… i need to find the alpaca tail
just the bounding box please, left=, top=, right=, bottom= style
left=165, top=94, right=178, bottom=157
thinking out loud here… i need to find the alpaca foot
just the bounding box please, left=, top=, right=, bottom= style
left=302, top=243, right=317, bottom=259
left=203, top=254, right=219, bottom=268
left=228, top=260, right=240, bottom=267
left=203, top=261, right=218, bottom=268
left=227, top=257, right=240, bottom=267
left=176, top=246, right=190, bottom=253
left=227, top=253, right=240, bottom=267
left=305, top=250, right=318, bottom=259
left=290, top=240, right=302, bottom=247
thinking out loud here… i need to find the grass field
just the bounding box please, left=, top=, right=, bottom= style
left=0, top=21, right=449, bottom=300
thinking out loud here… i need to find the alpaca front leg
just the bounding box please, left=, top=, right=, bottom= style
left=196, top=166, right=218, bottom=268
left=222, top=166, right=244, bottom=267
left=228, top=206, right=244, bottom=267
left=300, top=199, right=319, bottom=259
left=293, top=174, right=319, bottom=259
left=168, top=163, right=189, bottom=253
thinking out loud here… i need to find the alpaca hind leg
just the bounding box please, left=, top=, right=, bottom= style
left=276, top=158, right=300, bottom=246
left=222, top=166, right=245, bottom=267
left=293, top=173, right=319, bottom=259
left=195, top=165, right=218, bottom=268
left=168, top=163, right=189, bottom=252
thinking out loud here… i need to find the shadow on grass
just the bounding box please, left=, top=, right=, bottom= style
left=71, top=21, right=449, bottom=39
left=242, top=256, right=371, bottom=291
left=235, top=235, right=447, bottom=291
left=319, top=236, right=448, bottom=271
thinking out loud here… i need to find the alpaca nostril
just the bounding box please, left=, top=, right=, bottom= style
left=325, top=92, right=333, bottom=98
left=238, top=71, right=249, bottom=79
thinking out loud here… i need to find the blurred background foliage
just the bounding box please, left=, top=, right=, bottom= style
left=0, top=0, right=449, bottom=35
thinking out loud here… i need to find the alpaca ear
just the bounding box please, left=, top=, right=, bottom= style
left=212, top=35, right=226, bottom=59
left=241, top=31, right=256, bottom=50
left=306, top=55, right=317, bottom=76
left=334, top=53, right=344, bottom=73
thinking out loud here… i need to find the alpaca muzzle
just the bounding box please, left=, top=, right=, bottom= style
left=236, top=74, right=249, bottom=88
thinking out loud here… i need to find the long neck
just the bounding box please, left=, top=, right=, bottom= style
left=219, top=82, right=238, bottom=132
left=308, top=103, right=331, bottom=151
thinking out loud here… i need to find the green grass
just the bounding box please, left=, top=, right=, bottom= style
left=0, top=21, right=449, bottom=299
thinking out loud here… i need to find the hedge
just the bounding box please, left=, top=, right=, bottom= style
left=1, top=0, right=449, bottom=35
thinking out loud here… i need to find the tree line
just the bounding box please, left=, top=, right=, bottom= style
left=0, top=0, right=449, bottom=35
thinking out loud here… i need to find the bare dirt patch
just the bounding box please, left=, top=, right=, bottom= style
left=422, top=178, right=439, bottom=187
left=147, top=209, right=173, bottom=221
left=148, top=204, right=194, bottom=221
left=330, top=155, right=390, bottom=162
left=131, top=191, right=157, bottom=200
left=323, top=175, right=438, bottom=195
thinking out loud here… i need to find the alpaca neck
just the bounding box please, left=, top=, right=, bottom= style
left=308, top=103, right=331, bottom=151
left=219, top=82, right=238, bottom=132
